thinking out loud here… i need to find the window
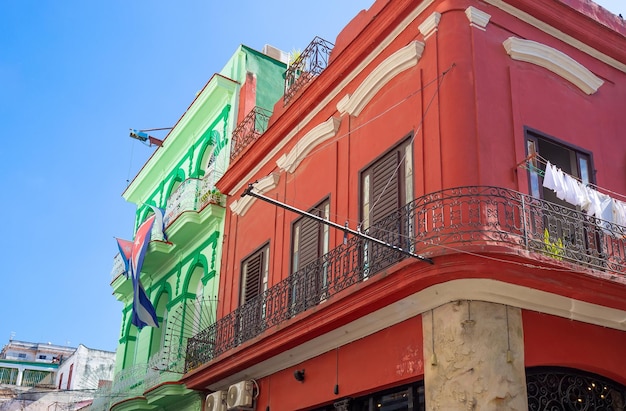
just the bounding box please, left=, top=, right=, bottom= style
left=38, top=355, right=46, bottom=360
left=310, top=381, right=425, bottom=411
left=360, top=137, right=414, bottom=275
left=238, top=244, right=269, bottom=343
left=525, top=129, right=601, bottom=265
left=240, top=244, right=269, bottom=305
left=17, top=353, right=26, bottom=359
left=290, top=199, right=331, bottom=312
left=526, top=129, right=593, bottom=204
left=67, top=364, right=73, bottom=390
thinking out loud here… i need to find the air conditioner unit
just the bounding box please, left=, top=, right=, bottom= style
left=205, top=391, right=227, bottom=411
left=226, top=380, right=254, bottom=409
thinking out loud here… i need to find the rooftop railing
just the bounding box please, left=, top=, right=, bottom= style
left=185, top=186, right=626, bottom=372
left=284, top=37, right=334, bottom=105
left=230, top=107, right=272, bottom=162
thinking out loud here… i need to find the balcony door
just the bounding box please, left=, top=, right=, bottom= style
left=290, top=199, right=330, bottom=313
left=525, top=129, right=600, bottom=265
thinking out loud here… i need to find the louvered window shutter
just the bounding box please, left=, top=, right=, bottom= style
left=371, top=149, right=401, bottom=224
left=298, top=211, right=321, bottom=269
left=243, top=251, right=263, bottom=303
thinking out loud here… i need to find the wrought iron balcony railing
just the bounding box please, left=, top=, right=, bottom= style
left=230, top=107, right=272, bottom=162
left=111, top=252, right=126, bottom=281
left=111, top=177, right=227, bottom=281
left=284, top=36, right=334, bottom=105
left=185, top=186, right=626, bottom=372
left=163, top=177, right=226, bottom=228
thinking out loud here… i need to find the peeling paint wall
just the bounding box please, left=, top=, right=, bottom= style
left=422, top=301, right=527, bottom=410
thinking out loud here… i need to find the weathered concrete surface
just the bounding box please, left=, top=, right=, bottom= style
left=422, top=301, right=527, bottom=410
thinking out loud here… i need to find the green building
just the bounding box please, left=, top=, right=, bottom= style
left=93, top=45, right=287, bottom=411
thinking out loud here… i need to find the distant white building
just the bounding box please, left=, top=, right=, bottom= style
left=0, top=340, right=75, bottom=388
left=56, top=345, right=115, bottom=391
left=0, top=341, right=115, bottom=411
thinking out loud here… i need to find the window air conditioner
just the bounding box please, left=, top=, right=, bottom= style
left=205, top=391, right=227, bottom=411
left=226, top=380, right=254, bottom=409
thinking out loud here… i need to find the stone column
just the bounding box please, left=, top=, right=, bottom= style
left=422, top=301, right=527, bottom=410
left=16, top=366, right=24, bottom=386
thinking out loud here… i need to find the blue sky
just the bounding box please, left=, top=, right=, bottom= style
left=0, top=0, right=622, bottom=353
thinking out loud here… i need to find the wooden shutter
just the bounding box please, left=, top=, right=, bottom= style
left=371, top=149, right=401, bottom=224
left=242, top=251, right=263, bottom=303
left=298, top=212, right=321, bottom=269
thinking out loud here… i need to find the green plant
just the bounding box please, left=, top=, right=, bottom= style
left=543, top=228, right=564, bottom=260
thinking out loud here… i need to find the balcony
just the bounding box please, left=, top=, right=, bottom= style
left=163, top=177, right=226, bottom=228
left=111, top=176, right=226, bottom=283
left=284, top=36, right=334, bottom=105
left=184, top=186, right=626, bottom=372
left=230, top=106, right=272, bottom=162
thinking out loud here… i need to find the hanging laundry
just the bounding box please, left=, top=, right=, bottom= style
left=543, top=161, right=558, bottom=192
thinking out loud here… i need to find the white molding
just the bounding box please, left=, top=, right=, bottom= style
left=229, top=0, right=437, bottom=195
left=484, top=0, right=626, bottom=74
left=465, top=6, right=491, bottom=30
left=503, top=37, right=604, bottom=95
left=207, top=277, right=626, bottom=390
left=336, top=41, right=425, bottom=117
left=229, top=173, right=280, bottom=216
left=229, top=0, right=623, bottom=196
left=418, top=12, right=441, bottom=39
left=276, top=117, right=341, bottom=173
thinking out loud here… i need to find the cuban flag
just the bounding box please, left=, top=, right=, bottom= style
left=115, top=238, right=133, bottom=279
left=146, top=204, right=168, bottom=242
left=129, top=215, right=159, bottom=329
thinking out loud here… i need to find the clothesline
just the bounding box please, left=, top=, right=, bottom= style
left=517, top=152, right=626, bottom=202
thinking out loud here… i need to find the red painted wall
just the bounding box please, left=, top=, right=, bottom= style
left=253, top=316, right=424, bottom=411
left=206, top=0, right=626, bottom=401
left=523, top=310, right=626, bottom=386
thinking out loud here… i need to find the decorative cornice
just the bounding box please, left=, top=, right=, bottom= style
left=337, top=41, right=425, bottom=117
left=230, top=173, right=280, bottom=216
left=418, top=12, right=441, bottom=39
left=225, top=0, right=438, bottom=196
left=484, top=0, right=626, bottom=74
left=465, top=6, right=491, bottom=30
left=276, top=117, right=341, bottom=173
left=503, top=37, right=604, bottom=95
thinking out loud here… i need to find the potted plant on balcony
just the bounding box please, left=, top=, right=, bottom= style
left=543, top=228, right=564, bottom=260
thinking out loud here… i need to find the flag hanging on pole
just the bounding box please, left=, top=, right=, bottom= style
left=145, top=204, right=168, bottom=242
left=115, top=238, right=133, bottom=279
left=129, top=215, right=159, bottom=329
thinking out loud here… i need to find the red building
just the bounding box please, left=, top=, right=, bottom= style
left=182, top=0, right=626, bottom=409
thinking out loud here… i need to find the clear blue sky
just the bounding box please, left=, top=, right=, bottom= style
left=0, top=0, right=622, bottom=353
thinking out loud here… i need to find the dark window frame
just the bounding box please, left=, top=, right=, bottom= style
left=290, top=197, right=331, bottom=274
left=524, top=127, right=595, bottom=202
left=358, top=135, right=414, bottom=276
left=239, top=242, right=270, bottom=306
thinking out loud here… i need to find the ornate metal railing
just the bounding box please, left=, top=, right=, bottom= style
left=111, top=252, right=126, bottom=281
left=109, top=363, right=148, bottom=401
left=230, top=107, right=272, bottom=162
left=163, top=177, right=226, bottom=228
left=527, top=367, right=626, bottom=410
left=284, top=36, right=334, bottom=105
left=185, top=186, right=626, bottom=372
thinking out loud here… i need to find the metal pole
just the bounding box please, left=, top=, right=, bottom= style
left=242, top=185, right=433, bottom=264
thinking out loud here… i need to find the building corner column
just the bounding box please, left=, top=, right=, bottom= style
left=422, top=301, right=527, bottom=410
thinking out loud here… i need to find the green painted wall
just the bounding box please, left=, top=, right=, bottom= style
left=107, top=45, right=287, bottom=410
